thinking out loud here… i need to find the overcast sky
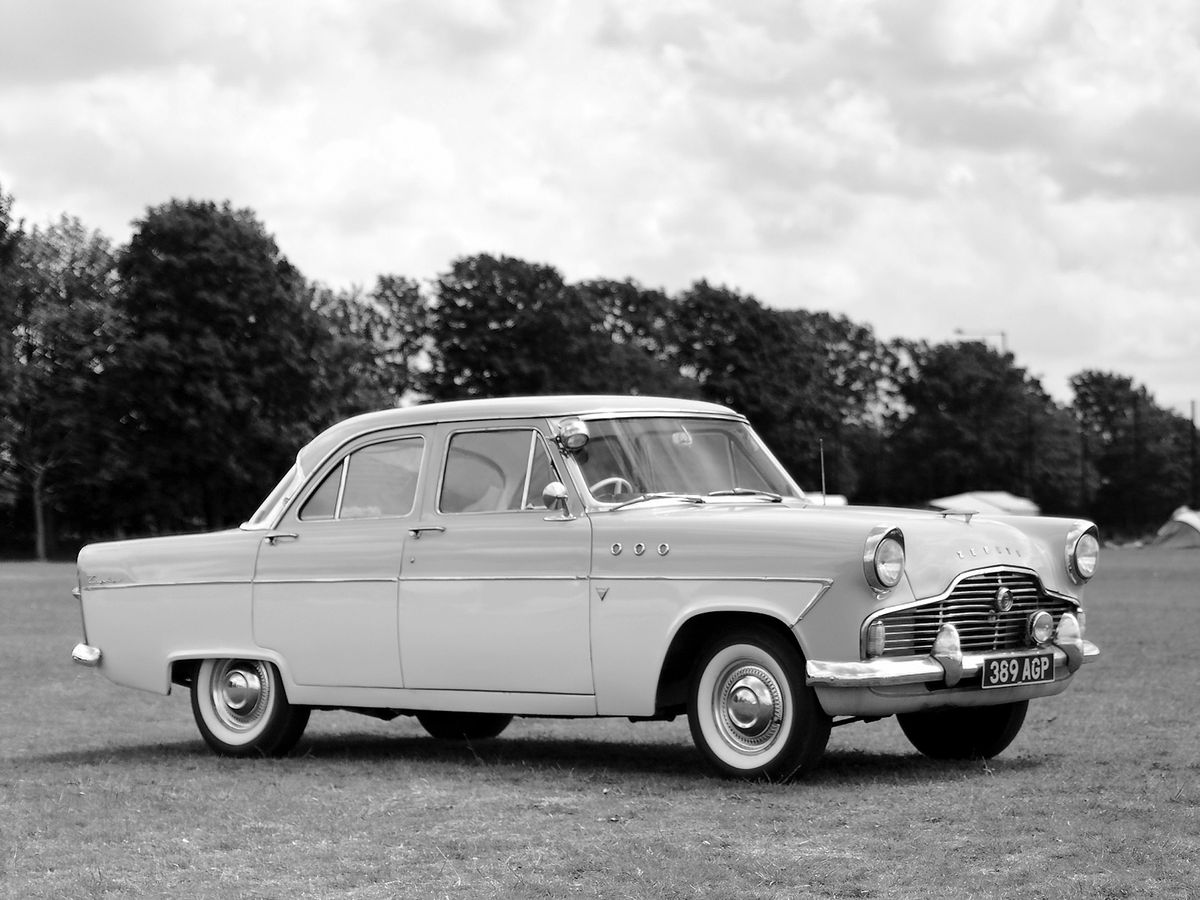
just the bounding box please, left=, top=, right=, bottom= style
left=2, top=0, right=1197, bottom=415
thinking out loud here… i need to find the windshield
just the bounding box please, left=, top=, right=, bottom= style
left=572, top=416, right=801, bottom=504
left=242, top=463, right=304, bottom=529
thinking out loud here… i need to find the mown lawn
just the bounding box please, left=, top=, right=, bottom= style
left=1, top=550, right=1197, bottom=899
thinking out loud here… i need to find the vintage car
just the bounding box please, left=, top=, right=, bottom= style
left=71, top=396, right=1100, bottom=780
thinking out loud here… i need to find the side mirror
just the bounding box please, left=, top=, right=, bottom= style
left=542, top=481, right=575, bottom=521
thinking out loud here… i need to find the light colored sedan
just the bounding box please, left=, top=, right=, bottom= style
left=72, top=396, right=1100, bottom=780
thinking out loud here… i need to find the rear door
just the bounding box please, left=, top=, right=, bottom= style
left=252, top=430, right=425, bottom=687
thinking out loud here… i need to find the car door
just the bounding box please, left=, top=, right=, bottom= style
left=398, top=423, right=594, bottom=695
left=252, top=430, right=426, bottom=687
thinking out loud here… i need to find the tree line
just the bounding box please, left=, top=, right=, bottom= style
left=2, top=187, right=1196, bottom=559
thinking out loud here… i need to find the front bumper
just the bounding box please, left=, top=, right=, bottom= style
left=806, top=613, right=1099, bottom=689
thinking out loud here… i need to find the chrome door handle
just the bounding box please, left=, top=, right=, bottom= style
left=408, top=525, right=446, bottom=539
left=266, top=532, right=299, bottom=545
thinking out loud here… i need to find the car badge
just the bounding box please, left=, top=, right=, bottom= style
left=994, top=587, right=1015, bottom=613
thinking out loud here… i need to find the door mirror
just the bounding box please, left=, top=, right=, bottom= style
left=542, top=481, right=575, bottom=521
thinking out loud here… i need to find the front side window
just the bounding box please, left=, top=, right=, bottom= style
left=440, top=429, right=558, bottom=514
left=300, top=437, right=424, bottom=521
left=572, top=417, right=800, bottom=502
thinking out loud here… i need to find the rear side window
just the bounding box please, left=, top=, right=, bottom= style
left=300, top=437, right=423, bottom=520
left=440, top=430, right=556, bottom=514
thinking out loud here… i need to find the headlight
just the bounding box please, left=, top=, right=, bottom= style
left=1067, top=524, right=1100, bottom=583
left=863, top=527, right=905, bottom=591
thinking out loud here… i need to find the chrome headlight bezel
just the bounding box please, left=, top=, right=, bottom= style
left=863, top=527, right=906, bottom=592
left=1066, top=523, right=1100, bottom=584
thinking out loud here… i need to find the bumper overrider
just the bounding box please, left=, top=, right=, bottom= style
left=806, top=612, right=1099, bottom=689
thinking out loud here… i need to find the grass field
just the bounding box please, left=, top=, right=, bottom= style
left=2, top=551, right=1198, bottom=899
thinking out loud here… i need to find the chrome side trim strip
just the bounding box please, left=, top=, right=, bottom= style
left=254, top=577, right=399, bottom=585
left=83, top=579, right=252, bottom=591
left=594, top=576, right=834, bottom=585
left=401, top=575, right=587, bottom=582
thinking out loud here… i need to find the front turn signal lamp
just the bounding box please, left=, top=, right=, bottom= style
left=865, top=621, right=887, bottom=658
left=863, top=527, right=905, bottom=592
left=1028, top=610, right=1055, bottom=644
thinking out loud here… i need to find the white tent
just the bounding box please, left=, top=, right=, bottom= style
left=1152, top=506, right=1200, bottom=548
left=928, top=491, right=1040, bottom=516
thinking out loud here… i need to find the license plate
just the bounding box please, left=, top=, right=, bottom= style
left=981, top=653, right=1054, bottom=689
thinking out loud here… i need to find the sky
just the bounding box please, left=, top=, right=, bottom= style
left=1, top=0, right=1198, bottom=416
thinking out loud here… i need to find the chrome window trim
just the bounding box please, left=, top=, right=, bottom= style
left=294, top=434, right=426, bottom=525
left=437, top=425, right=553, bottom=516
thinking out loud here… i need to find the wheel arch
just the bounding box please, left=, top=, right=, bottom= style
left=168, top=649, right=294, bottom=696
left=654, top=611, right=801, bottom=715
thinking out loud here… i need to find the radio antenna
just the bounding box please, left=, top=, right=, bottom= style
left=819, top=438, right=827, bottom=506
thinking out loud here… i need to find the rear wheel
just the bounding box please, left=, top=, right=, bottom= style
left=190, top=658, right=309, bottom=757
left=687, top=627, right=830, bottom=781
left=416, top=711, right=513, bottom=740
left=897, top=700, right=1028, bottom=760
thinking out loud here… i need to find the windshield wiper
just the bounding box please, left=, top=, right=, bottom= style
left=610, top=492, right=706, bottom=511
left=707, top=488, right=783, bottom=502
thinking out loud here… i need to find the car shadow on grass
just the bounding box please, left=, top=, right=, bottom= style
left=23, top=732, right=1053, bottom=784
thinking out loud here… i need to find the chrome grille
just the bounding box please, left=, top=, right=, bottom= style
left=875, top=569, right=1075, bottom=656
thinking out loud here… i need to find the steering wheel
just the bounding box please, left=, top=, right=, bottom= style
left=589, top=476, right=634, bottom=501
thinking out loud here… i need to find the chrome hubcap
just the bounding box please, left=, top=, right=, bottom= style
left=223, top=670, right=262, bottom=713
left=210, top=660, right=270, bottom=732
left=714, top=663, right=784, bottom=753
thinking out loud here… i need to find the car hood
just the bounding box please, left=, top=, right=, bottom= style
left=588, top=499, right=1082, bottom=601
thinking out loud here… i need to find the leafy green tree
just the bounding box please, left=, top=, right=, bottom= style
left=426, top=254, right=569, bottom=399
left=1071, top=370, right=1191, bottom=534
left=886, top=341, right=1081, bottom=510
left=3, top=216, right=120, bottom=558
left=669, top=283, right=886, bottom=490
left=308, top=275, right=428, bottom=411
left=425, top=255, right=690, bottom=400
left=559, top=278, right=696, bottom=396
left=0, top=185, right=25, bottom=534
left=108, top=200, right=352, bottom=533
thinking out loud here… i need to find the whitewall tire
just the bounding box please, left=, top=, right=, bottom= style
left=688, top=628, right=830, bottom=780
left=190, top=658, right=309, bottom=757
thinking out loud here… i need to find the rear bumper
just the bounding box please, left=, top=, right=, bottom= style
left=71, top=643, right=102, bottom=667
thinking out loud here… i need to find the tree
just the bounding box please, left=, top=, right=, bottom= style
left=1071, top=370, right=1191, bottom=535
left=425, top=255, right=689, bottom=400
left=886, top=341, right=1081, bottom=510
left=108, top=200, right=352, bottom=533
left=3, top=216, right=120, bottom=558
left=308, top=275, right=429, bottom=411
left=426, top=254, right=569, bottom=399
left=0, top=185, right=25, bottom=538
left=568, top=278, right=697, bottom=396
left=669, top=283, right=866, bottom=488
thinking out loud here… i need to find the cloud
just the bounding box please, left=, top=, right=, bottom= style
left=1, top=0, right=1197, bottom=415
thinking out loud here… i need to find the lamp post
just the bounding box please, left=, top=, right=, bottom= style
left=953, top=328, right=1008, bottom=355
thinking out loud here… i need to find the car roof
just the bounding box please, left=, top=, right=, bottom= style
left=296, top=395, right=740, bottom=474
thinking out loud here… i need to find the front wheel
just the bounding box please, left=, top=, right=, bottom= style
left=897, top=700, right=1029, bottom=760
left=190, top=658, right=310, bottom=757
left=416, top=711, right=513, bottom=740
left=688, top=628, right=831, bottom=781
